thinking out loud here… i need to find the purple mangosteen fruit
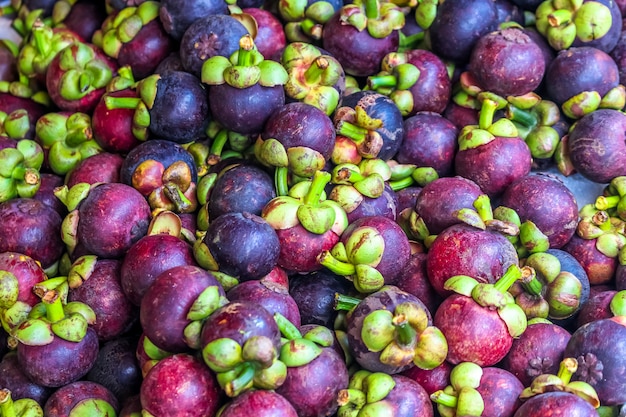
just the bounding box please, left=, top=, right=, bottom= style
left=43, top=381, right=119, bottom=417
left=219, top=390, right=298, bottom=417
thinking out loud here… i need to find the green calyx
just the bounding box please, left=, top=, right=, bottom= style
left=202, top=35, right=288, bottom=89
left=35, top=111, right=102, bottom=175
left=0, top=389, right=44, bottom=417
left=282, top=42, right=344, bottom=115
left=337, top=370, right=396, bottom=417
left=0, top=139, right=43, bottom=203
left=93, top=1, right=160, bottom=59
left=57, top=42, right=114, bottom=102
left=458, top=94, right=519, bottom=151
left=520, top=357, right=600, bottom=407
left=280, top=0, right=336, bottom=42
left=360, top=300, right=447, bottom=369
left=334, top=105, right=385, bottom=159
left=535, top=0, right=613, bottom=51
left=367, top=53, right=420, bottom=116
left=432, top=363, right=486, bottom=417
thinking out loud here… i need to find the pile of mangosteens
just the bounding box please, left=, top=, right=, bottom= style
left=2, top=0, right=626, bottom=415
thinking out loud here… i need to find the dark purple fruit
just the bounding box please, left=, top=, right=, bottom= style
left=219, top=390, right=298, bottom=417
left=566, top=108, right=626, bottom=184
left=227, top=279, right=301, bottom=327
left=500, top=173, right=579, bottom=249
left=0, top=198, right=63, bottom=269
left=0, top=352, right=54, bottom=406
left=513, top=391, right=599, bottom=417
left=44, top=381, right=119, bottom=417
left=158, top=0, right=230, bottom=40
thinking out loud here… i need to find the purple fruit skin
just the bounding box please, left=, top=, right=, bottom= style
left=576, top=290, right=617, bottom=327
left=566, top=108, right=626, bottom=184
left=141, top=265, right=226, bottom=353
left=140, top=354, right=222, bottom=417
left=17, top=327, right=100, bottom=388
left=34, top=173, right=66, bottom=216
left=426, top=224, right=519, bottom=297
left=120, top=233, right=197, bottom=306
left=44, top=381, right=119, bottom=417
left=403, top=50, right=452, bottom=116
left=393, top=252, right=443, bottom=316
left=477, top=367, right=524, bottom=417
left=384, top=375, right=434, bottom=417
left=500, top=173, right=578, bottom=249
left=276, top=346, right=349, bottom=417
left=344, top=183, right=398, bottom=224
left=0, top=352, right=54, bottom=406
left=415, top=176, right=483, bottom=235
left=227, top=279, right=301, bottom=327
left=68, top=259, right=135, bottom=342
left=563, top=234, right=617, bottom=286
left=500, top=322, right=571, bottom=387
left=77, top=183, right=152, bottom=258
left=219, top=390, right=298, bottom=417
left=565, top=317, right=626, bottom=406
left=454, top=136, right=532, bottom=197
left=65, top=152, right=124, bottom=188
left=0, top=252, right=47, bottom=307
left=0, top=198, right=63, bottom=269
left=397, top=112, right=458, bottom=177
left=513, top=391, right=599, bottom=417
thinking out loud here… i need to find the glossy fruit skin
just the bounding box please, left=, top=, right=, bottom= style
left=148, top=71, right=210, bottom=144
left=208, top=162, right=276, bottom=219
left=566, top=108, right=626, bottom=184
left=563, top=234, right=617, bottom=286
left=76, top=183, right=152, bottom=259
left=476, top=367, right=524, bottom=417
left=17, top=327, right=100, bottom=388
left=393, top=252, right=442, bottom=316
left=428, top=0, right=497, bottom=64
left=545, top=46, right=620, bottom=106
left=455, top=136, right=532, bottom=197
left=242, top=7, right=287, bottom=60
left=397, top=112, right=458, bottom=177
left=0, top=252, right=47, bottom=307
left=426, top=224, right=519, bottom=297
left=468, top=26, right=545, bottom=97
left=276, top=344, right=349, bottom=417
left=0, top=352, right=54, bottom=406
left=203, top=212, right=281, bottom=281
left=400, top=361, right=452, bottom=396
left=159, top=0, right=230, bottom=41
left=68, top=259, right=135, bottom=342
left=0, top=198, right=63, bottom=269
left=414, top=176, right=482, bottom=235
left=140, top=265, right=226, bottom=353
left=227, top=279, right=301, bottom=327
left=500, top=322, right=572, bottom=387
left=513, top=391, right=599, bottom=417
left=275, top=224, right=341, bottom=273
left=219, top=390, right=298, bottom=417
left=92, top=88, right=144, bottom=154
left=381, top=375, right=434, bottom=417
left=344, top=183, right=398, bottom=224
left=140, top=353, right=222, bottom=417
left=117, top=19, right=174, bottom=80
left=66, top=152, right=124, bottom=188
left=120, top=233, right=197, bottom=306
left=500, top=173, right=579, bottom=249
left=434, top=293, right=512, bottom=367
left=44, top=381, right=119, bottom=417
left=322, top=10, right=399, bottom=77
left=564, top=317, right=626, bottom=406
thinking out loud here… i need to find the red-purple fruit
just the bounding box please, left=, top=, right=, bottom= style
left=500, top=173, right=579, bottom=249
left=0, top=198, right=63, bottom=270
left=65, top=152, right=124, bottom=188
left=0, top=352, right=54, bottom=406
left=393, top=251, right=442, bottom=315
left=426, top=223, right=519, bottom=297
left=227, top=279, right=301, bottom=327
left=566, top=109, right=626, bottom=184
left=400, top=361, right=452, bottom=396
left=500, top=320, right=572, bottom=387
left=513, top=391, right=599, bottom=417
left=92, top=88, right=145, bottom=154
left=433, top=265, right=527, bottom=366
left=563, top=234, right=617, bottom=286
left=0, top=252, right=47, bottom=311
left=468, top=26, right=546, bottom=97
left=337, top=371, right=434, bottom=417
left=219, top=390, right=298, bottom=417
left=67, top=257, right=135, bottom=342
left=576, top=289, right=623, bottom=327
left=414, top=176, right=483, bottom=235
left=33, top=173, right=65, bottom=216
left=140, top=265, right=227, bottom=353
left=62, top=182, right=152, bottom=259
left=396, top=112, right=458, bottom=178
left=140, top=353, right=222, bottom=417
left=243, top=7, right=287, bottom=60
left=564, top=316, right=626, bottom=406
left=44, top=381, right=119, bottom=417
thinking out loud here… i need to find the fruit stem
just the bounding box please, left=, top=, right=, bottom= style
left=478, top=98, right=498, bottom=130
left=557, top=357, right=578, bottom=385
left=303, top=170, right=331, bottom=206
left=364, top=0, right=379, bottom=20
left=304, top=56, right=329, bottom=84
left=393, top=314, right=417, bottom=347
left=209, top=129, right=229, bottom=159
left=334, top=293, right=362, bottom=312
left=274, top=166, right=289, bottom=197
left=104, top=95, right=142, bottom=110
left=336, top=121, right=368, bottom=143
left=548, top=9, right=572, bottom=27
left=274, top=312, right=302, bottom=340
left=224, top=362, right=256, bottom=397
left=31, top=19, right=51, bottom=58
left=595, top=195, right=620, bottom=211
left=430, top=390, right=458, bottom=408
left=42, top=290, right=65, bottom=323
left=237, top=35, right=256, bottom=67
left=505, top=104, right=537, bottom=128
left=493, top=264, right=522, bottom=293
left=0, top=389, right=16, bottom=417
left=318, top=250, right=357, bottom=276
left=521, top=267, right=543, bottom=297
left=367, top=74, right=398, bottom=90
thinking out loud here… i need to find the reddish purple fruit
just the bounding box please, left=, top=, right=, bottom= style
left=44, top=381, right=119, bottom=417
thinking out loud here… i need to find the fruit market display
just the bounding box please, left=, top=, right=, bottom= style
left=3, top=0, right=626, bottom=416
